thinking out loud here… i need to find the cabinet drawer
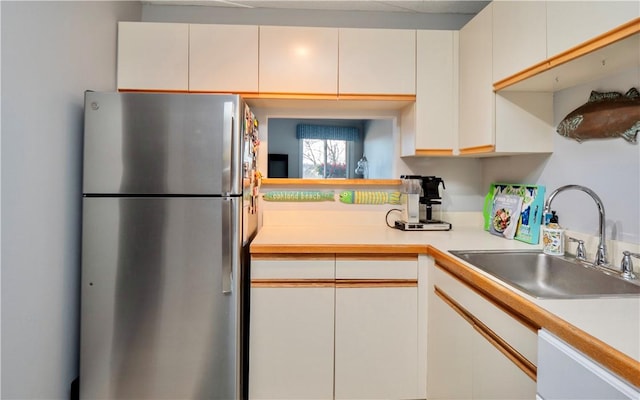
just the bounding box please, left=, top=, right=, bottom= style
left=252, top=255, right=334, bottom=280
left=336, top=255, right=418, bottom=280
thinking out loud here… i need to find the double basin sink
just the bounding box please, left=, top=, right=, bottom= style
left=449, top=250, right=640, bottom=299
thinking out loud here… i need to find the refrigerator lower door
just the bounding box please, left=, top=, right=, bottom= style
left=80, top=197, right=243, bottom=400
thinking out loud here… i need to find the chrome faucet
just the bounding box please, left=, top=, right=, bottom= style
left=544, top=185, right=608, bottom=266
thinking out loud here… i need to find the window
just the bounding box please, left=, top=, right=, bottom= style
left=296, top=124, right=359, bottom=179
left=301, top=139, right=347, bottom=178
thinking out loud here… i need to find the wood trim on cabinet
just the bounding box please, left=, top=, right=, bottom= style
left=118, top=89, right=191, bottom=93
left=336, top=254, right=418, bottom=262
left=336, top=279, right=418, bottom=288
left=241, top=93, right=417, bottom=102
left=244, top=92, right=339, bottom=100
left=434, top=263, right=539, bottom=333
left=434, top=286, right=537, bottom=382
left=116, top=90, right=416, bottom=103
left=493, top=18, right=640, bottom=91
left=251, top=253, right=335, bottom=261
left=251, top=244, right=428, bottom=255
left=251, top=279, right=335, bottom=288
left=337, top=94, right=417, bottom=101
left=252, top=278, right=417, bottom=288
left=458, top=145, right=496, bottom=155
left=413, top=149, right=455, bottom=157
left=428, top=246, right=640, bottom=389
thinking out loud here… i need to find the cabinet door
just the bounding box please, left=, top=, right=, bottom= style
left=117, top=22, right=189, bottom=91
left=547, top=1, right=640, bottom=58
left=249, top=256, right=335, bottom=400
left=492, top=0, right=547, bottom=82
left=427, top=267, right=474, bottom=399
left=414, top=30, right=458, bottom=153
left=458, top=4, right=494, bottom=152
left=472, top=332, right=537, bottom=400
left=189, top=24, right=258, bottom=92
left=339, top=28, right=416, bottom=95
left=334, top=256, right=419, bottom=400
left=259, top=26, right=338, bottom=94
left=428, top=263, right=537, bottom=400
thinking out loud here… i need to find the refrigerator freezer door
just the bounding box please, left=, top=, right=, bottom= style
left=80, top=197, right=243, bottom=399
left=83, top=92, right=243, bottom=195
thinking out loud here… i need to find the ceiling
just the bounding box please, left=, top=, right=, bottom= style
left=144, top=0, right=491, bottom=15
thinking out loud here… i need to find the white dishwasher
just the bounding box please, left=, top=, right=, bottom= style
left=537, top=329, right=640, bottom=400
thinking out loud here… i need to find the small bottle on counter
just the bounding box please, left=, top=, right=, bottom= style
left=542, top=211, right=564, bottom=256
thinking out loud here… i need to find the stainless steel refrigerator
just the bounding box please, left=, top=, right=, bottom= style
left=80, top=92, right=259, bottom=399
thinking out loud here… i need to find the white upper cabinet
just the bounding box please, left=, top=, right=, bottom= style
left=546, top=1, right=639, bottom=57
left=459, top=4, right=553, bottom=155
left=117, top=22, right=189, bottom=91
left=339, top=28, right=416, bottom=95
left=458, top=4, right=494, bottom=152
left=189, top=24, right=258, bottom=93
left=492, top=0, right=547, bottom=82
left=259, top=26, right=338, bottom=94
left=401, top=30, right=458, bottom=156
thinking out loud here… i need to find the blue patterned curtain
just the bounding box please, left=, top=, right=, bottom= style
left=296, top=124, right=360, bottom=141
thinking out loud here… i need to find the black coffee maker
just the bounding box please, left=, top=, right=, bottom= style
left=398, top=175, right=451, bottom=230
left=419, top=176, right=445, bottom=221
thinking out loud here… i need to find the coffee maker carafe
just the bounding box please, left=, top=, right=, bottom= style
left=419, top=176, right=445, bottom=222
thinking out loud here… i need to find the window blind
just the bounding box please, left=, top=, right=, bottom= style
left=296, top=124, right=360, bottom=141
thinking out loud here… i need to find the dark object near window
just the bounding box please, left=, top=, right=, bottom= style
left=268, top=154, right=289, bottom=178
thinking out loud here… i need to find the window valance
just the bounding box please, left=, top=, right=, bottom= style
left=296, top=124, right=360, bottom=141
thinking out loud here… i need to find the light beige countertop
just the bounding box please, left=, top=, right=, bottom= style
left=251, top=224, right=640, bottom=387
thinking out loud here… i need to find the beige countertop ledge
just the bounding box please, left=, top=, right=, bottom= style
left=251, top=224, right=640, bottom=389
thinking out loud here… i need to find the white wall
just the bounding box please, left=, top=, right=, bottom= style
left=364, top=119, right=394, bottom=179
left=1, top=2, right=141, bottom=398
left=401, top=157, right=486, bottom=212
left=483, top=67, right=640, bottom=244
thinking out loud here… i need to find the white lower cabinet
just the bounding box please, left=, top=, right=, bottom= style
left=427, top=262, right=537, bottom=400
left=334, top=256, right=419, bottom=400
left=250, top=254, right=420, bottom=400
left=249, top=255, right=335, bottom=400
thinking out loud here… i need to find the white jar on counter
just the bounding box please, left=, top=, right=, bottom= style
left=542, top=224, right=565, bottom=256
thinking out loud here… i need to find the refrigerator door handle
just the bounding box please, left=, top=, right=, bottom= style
left=224, top=101, right=241, bottom=196
left=222, top=198, right=232, bottom=294
left=222, top=197, right=241, bottom=295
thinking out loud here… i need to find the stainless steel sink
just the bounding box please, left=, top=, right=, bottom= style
left=449, top=250, right=640, bottom=299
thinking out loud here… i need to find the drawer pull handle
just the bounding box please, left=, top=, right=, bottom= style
left=434, top=285, right=537, bottom=381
